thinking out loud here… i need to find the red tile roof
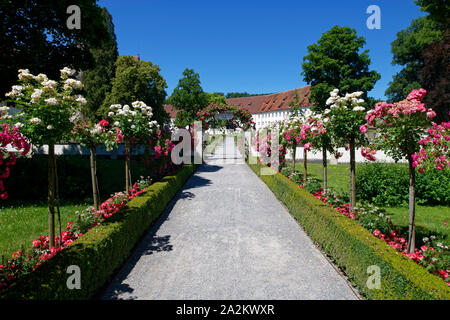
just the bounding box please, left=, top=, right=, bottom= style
left=225, top=86, right=311, bottom=114
left=163, top=86, right=311, bottom=118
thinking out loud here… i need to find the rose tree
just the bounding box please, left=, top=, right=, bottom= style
left=304, top=112, right=340, bottom=190
left=5, top=67, right=86, bottom=248
left=108, top=101, right=158, bottom=193
left=72, top=113, right=122, bottom=209
left=326, top=89, right=368, bottom=213
left=361, top=88, right=437, bottom=253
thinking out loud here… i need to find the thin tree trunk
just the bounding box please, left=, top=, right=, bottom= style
left=303, top=148, right=307, bottom=183
left=125, top=140, right=130, bottom=194
left=48, top=143, right=56, bottom=249
left=292, top=144, right=297, bottom=173
left=407, top=156, right=416, bottom=253
left=90, top=144, right=99, bottom=210
left=322, top=146, right=327, bottom=191
left=53, top=154, right=62, bottom=247
left=349, top=139, right=356, bottom=214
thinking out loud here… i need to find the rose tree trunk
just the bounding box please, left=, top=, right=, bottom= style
left=90, top=144, right=100, bottom=210
left=349, top=138, right=356, bottom=214
left=322, top=146, right=327, bottom=191
left=407, top=155, right=416, bottom=253
left=48, top=143, right=56, bottom=249
left=303, top=148, right=307, bottom=183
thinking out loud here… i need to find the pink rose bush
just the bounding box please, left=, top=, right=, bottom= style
left=0, top=120, right=31, bottom=200
left=412, top=122, right=449, bottom=173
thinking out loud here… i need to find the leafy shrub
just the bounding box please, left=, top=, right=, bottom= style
left=304, top=177, right=321, bottom=194
left=356, top=162, right=450, bottom=206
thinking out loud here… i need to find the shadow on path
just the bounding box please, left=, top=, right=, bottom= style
left=101, top=164, right=214, bottom=299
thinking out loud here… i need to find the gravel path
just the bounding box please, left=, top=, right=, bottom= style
left=101, top=136, right=359, bottom=300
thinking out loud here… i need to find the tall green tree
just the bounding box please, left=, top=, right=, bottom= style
left=168, top=68, right=208, bottom=127
left=101, top=56, right=168, bottom=125
left=385, top=16, right=441, bottom=102
left=301, top=25, right=380, bottom=112
left=0, top=0, right=109, bottom=96
left=82, top=8, right=118, bottom=120
left=416, top=0, right=449, bottom=123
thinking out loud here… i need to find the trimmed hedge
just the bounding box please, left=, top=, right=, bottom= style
left=248, top=161, right=450, bottom=300
left=356, top=162, right=450, bottom=206
left=1, top=164, right=195, bottom=300
left=3, top=155, right=167, bottom=201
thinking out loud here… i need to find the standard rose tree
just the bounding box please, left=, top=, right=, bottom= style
left=108, top=101, right=159, bottom=193
left=361, top=88, right=437, bottom=253
left=5, top=67, right=86, bottom=248
left=71, top=113, right=122, bottom=209
left=326, top=89, right=369, bottom=214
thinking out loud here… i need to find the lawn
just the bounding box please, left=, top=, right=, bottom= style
left=293, top=162, right=450, bottom=241
left=0, top=200, right=89, bottom=260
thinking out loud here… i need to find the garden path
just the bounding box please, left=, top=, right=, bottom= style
left=101, top=136, right=359, bottom=300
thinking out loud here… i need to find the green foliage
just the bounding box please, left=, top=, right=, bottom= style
left=168, top=68, right=208, bottom=127
left=385, top=16, right=442, bottom=102
left=356, top=162, right=450, bottom=206
left=0, top=165, right=195, bottom=300
left=0, top=0, right=110, bottom=97
left=415, top=0, right=450, bottom=27
left=304, top=177, right=321, bottom=194
left=248, top=161, right=450, bottom=300
left=301, top=25, right=380, bottom=111
left=205, top=92, right=227, bottom=106
left=101, top=56, right=168, bottom=125
left=82, top=8, right=118, bottom=120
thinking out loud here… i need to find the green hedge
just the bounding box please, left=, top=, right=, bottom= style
left=248, top=161, right=450, bottom=300
left=3, top=155, right=173, bottom=201
left=356, top=162, right=450, bottom=206
left=1, top=164, right=195, bottom=300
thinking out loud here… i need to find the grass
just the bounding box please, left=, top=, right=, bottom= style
left=293, top=162, right=450, bottom=241
left=0, top=200, right=89, bottom=260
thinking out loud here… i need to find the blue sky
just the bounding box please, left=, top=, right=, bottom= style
left=97, top=0, right=426, bottom=100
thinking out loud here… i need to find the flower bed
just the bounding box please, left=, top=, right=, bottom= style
left=0, top=164, right=195, bottom=299
left=248, top=159, right=450, bottom=299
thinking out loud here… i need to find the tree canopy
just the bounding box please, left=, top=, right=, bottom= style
left=385, top=16, right=441, bottom=102
left=168, top=68, right=209, bottom=127
left=0, top=0, right=110, bottom=96
left=101, top=56, right=168, bottom=125
left=301, top=25, right=380, bottom=111
left=81, top=8, right=118, bottom=120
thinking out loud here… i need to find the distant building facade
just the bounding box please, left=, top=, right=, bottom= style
left=163, top=85, right=312, bottom=131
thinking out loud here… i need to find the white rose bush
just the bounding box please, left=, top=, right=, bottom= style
left=108, top=101, right=159, bottom=193
left=5, top=67, right=86, bottom=249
